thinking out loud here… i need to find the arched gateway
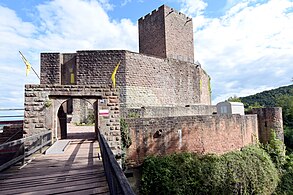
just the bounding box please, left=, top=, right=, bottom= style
left=24, top=84, right=121, bottom=155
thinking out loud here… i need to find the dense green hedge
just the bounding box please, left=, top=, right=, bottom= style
left=141, top=146, right=279, bottom=195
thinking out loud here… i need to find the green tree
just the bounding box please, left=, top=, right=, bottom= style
left=141, top=146, right=279, bottom=195
left=227, top=95, right=242, bottom=102
left=263, top=130, right=287, bottom=171
left=276, top=94, right=293, bottom=151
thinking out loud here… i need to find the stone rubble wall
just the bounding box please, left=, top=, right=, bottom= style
left=125, top=114, right=258, bottom=167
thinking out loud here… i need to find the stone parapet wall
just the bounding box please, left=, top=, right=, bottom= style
left=125, top=114, right=258, bottom=166
left=123, top=105, right=216, bottom=118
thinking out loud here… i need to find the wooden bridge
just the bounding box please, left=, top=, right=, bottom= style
left=0, top=125, right=134, bottom=195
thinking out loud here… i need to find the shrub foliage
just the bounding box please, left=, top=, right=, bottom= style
left=141, top=146, right=279, bottom=195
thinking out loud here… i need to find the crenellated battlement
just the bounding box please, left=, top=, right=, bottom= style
left=139, top=5, right=191, bottom=22
left=138, top=5, right=163, bottom=21
left=139, top=4, right=194, bottom=63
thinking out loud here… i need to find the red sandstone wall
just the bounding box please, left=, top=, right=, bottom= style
left=125, top=51, right=211, bottom=107
left=164, top=5, right=194, bottom=63
left=138, top=5, right=194, bottom=63
left=252, top=107, right=284, bottom=143
left=40, top=50, right=211, bottom=107
left=125, top=114, right=258, bottom=166
left=138, top=6, right=166, bottom=59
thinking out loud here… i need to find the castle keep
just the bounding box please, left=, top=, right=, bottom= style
left=139, top=5, right=194, bottom=62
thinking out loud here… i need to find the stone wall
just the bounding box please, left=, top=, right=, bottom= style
left=252, top=107, right=284, bottom=143
left=124, top=51, right=211, bottom=107
left=138, top=5, right=194, bottom=63
left=125, top=114, right=258, bottom=166
left=164, top=5, right=194, bottom=63
left=24, top=84, right=121, bottom=155
left=124, top=105, right=216, bottom=118
left=40, top=50, right=211, bottom=109
left=76, top=50, right=126, bottom=86
left=138, top=5, right=166, bottom=59
left=40, top=53, right=61, bottom=84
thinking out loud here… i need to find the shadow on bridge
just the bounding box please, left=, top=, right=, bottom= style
left=0, top=139, right=109, bottom=194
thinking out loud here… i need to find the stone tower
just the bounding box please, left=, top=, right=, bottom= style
left=138, top=5, right=194, bottom=63
left=252, top=107, right=284, bottom=143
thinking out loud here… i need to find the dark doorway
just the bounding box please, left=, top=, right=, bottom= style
left=57, top=105, right=67, bottom=139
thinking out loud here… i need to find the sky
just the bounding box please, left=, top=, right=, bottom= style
left=0, top=0, right=292, bottom=116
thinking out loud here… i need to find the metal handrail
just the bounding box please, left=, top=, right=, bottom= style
left=97, top=130, right=135, bottom=195
left=0, top=131, right=52, bottom=172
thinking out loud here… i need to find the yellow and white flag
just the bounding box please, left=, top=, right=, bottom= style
left=19, top=51, right=31, bottom=76
left=111, top=61, right=121, bottom=88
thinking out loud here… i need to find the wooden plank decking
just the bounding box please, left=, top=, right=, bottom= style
left=0, top=139, right=110, bottom=194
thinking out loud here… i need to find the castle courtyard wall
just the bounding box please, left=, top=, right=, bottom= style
left=125, top=114, right=258, bottom=166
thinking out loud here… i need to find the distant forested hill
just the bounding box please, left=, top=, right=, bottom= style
left=240, top=84, right=293, bottom=107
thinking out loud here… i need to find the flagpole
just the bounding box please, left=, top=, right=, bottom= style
left=31, top=66, right=40, bottom=80
left=19, top=51, right=40, bottom=80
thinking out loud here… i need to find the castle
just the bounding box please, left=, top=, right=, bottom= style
left=40, top=5, right=211, bottom=121
left=23, top=5, right=283, bottom=167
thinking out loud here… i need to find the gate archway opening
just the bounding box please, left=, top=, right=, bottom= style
left=53, top=97, right=100, bottom=140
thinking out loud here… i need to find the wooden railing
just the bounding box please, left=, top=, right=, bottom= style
left=0, top=131, right=52, bottom=172
left=97, top=130, right=135, bottom=195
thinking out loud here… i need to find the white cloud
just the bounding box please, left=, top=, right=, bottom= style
left=179, top=0, right=208, bottom=18
left=179, top=0, right=293, bottom=104
left=212, top=85, right=275, bottom=104
left=121, top=0, right=132, bottom=6
left=0, top=0, right=137, bottom=109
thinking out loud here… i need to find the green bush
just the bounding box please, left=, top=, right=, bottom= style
left=275, top=154, right=293, bottom=194
left=141, top=146, right=279, bottom=195
left=120, top=119, right=132, bottom=148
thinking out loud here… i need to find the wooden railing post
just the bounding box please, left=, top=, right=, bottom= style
left=0, top=131, right=52, bottom=172
left=40, top=134, right=43, bottom=154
